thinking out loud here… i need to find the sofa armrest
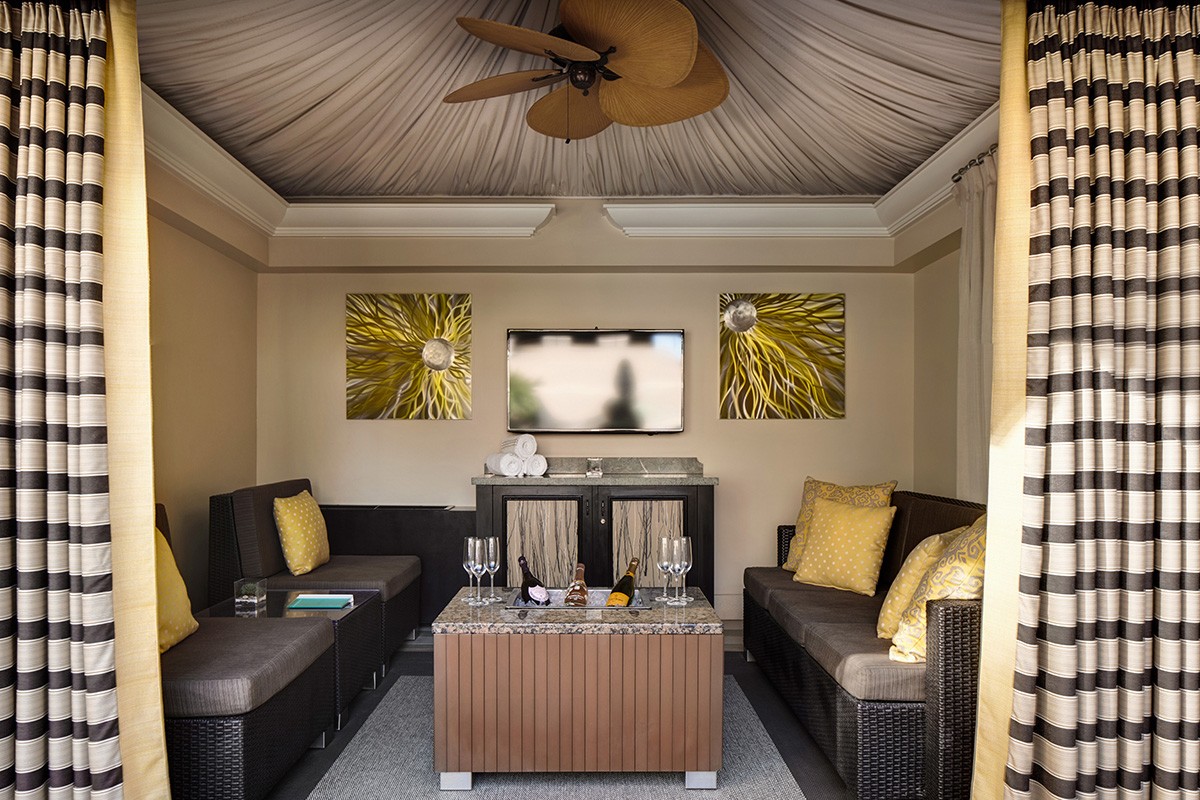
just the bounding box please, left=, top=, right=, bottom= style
left=924, top=598, right=982, bottom=800
left=776, top=525, right=796, bottom=567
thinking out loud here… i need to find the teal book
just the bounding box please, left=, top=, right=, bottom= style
left=287, top=594, right=353, bottom=610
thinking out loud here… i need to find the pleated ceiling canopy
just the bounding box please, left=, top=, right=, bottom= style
left=137, top=0, right=1000, bottom=199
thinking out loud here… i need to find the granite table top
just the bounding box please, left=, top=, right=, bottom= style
left=472, top=455, right=719, bottom=486
left=432, top=587, right=723, bottom=636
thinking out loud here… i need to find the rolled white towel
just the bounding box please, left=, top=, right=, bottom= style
left=500, top=434, right=538, bottom=459
left=523, top=454, right=548, bottom=478
left=485, top=452, right=522, bottom=477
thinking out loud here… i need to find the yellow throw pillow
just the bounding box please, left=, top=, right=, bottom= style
left=890, top=514, right=986, bottom=663
left=792, top=497, right=897, bottom=595
left=782, top=477, right=898, bottom=571
left=155, top=527, right=199, bottom=654
left=876, top=526, right=966, bottom=639
left=273, top=490, right=331, bottom=576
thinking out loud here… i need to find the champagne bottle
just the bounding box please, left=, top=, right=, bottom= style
left=564, top=562, right=589, bottom=607
left=518, top=555, right=550, bottom=606
left=605, top=558, right=640, bottom=607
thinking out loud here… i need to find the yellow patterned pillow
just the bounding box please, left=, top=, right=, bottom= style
left=792, top=497, right=896, bottom=595
left=782, top=477, right=898, bottom=571
left=890, top=514, right=986, bottom=663
left=155, top=527, right=199, bottom=654
left=273, top=490, right=330, bottom=576
left=876, top=526, right=967, bottom=639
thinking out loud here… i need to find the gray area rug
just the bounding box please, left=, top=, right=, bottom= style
left=307, top=675, right=804, bottom=799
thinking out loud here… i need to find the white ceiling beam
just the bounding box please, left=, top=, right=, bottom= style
left=275, top=203, right=555, bottom=238
left=602, top=201, right=888, bottom=238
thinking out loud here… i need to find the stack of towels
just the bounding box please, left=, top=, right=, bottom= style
left=485, top=434, right=548, bottom=478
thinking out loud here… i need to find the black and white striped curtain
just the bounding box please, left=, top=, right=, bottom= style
left=0, top=2, right=122, bottom=797
left=1007, top=2, right=1200, bottom=798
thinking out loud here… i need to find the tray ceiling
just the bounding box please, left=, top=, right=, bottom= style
left=137, top=0, right=1000, bottom=200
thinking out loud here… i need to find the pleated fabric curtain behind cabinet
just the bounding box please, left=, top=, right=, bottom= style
left=1006, top=3, right=1200, bottom=798
left=0, top=2, right=124, bottom=797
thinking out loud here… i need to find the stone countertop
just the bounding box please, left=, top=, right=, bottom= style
left=472, top=474, right=718, bottom=486
left=432, top=588, right=723, bottom=635
left=473, top=455, right=718, bottom=486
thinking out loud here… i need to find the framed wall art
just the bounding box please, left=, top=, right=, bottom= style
left=346, top=292, right=472, bottom=420
left=718, top=292, right=845, bottom=420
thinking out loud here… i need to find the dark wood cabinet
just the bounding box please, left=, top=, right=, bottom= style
left=474, top=481, right=715, bottom=602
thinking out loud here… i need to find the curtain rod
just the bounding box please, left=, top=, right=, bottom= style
left=951, top=142, right=999, bottom=182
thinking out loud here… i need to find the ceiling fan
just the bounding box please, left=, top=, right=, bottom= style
left=443, top=0, right=729, bottom=142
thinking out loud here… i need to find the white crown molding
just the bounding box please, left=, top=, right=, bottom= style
left=141, top=84, right=287, bottom=235
left=142, top=85, right=996, bottom=252
left=874, top=103, right=999, bottom=233
left=603, top=202, right=890, bottom=238
left=274, top=202, right=556, bottom=238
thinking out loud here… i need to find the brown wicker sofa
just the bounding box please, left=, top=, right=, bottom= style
left=208, top=478, right=421, bottom=669
left=743, top=490, right=984, bottom=800
left=156, top=506, right=336, bottom=800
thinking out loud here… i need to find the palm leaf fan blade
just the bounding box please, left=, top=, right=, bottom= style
left=526, top=84, right=612, bottom=140
left=599, top=43, right=728, bottom=126
left=456, top=17, right=599, bottom=62
left=444, top=70, right=565, bottom=103
left=559, top=0, right=697, bottom=89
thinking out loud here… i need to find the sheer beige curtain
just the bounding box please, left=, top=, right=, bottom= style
left=952, top=152, right=998, bottom=504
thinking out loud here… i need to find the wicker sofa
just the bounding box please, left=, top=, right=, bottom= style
left=156, top=506, right=336, bottom=800
left=743, top=490, right=984, bottom=800
left=209, top=478, right=422, bottom=669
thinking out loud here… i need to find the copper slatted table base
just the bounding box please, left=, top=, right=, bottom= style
left=434, top=631, right=723, bottom=786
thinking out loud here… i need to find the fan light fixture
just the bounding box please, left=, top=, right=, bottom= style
left=443, top=0, right=729, bottom=142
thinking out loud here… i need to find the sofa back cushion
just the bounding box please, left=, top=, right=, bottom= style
left=231, top=479, right=312, bottom=578
left=877, top=491, right=985, bottom=594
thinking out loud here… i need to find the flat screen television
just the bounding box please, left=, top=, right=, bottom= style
left=507, top=329, right=684, bottom=433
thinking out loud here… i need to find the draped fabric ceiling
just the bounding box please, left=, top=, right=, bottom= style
left=137, top=0, right=1000, bottom=199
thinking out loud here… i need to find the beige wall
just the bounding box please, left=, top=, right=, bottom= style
left=912, top=251, right=959, bottom=496
left=257, top=271, right=916, bottom=618
left=150, top=215, right=258, bottom=607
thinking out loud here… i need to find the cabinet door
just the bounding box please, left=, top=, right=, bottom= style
left=486, top=487, right=591, bottom=588
left=596, top=487, right=696, bottom=589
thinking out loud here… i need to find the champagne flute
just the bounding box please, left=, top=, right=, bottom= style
left=677, top=537, right=694, bottom=604
left=461, top=537, right=479, bottom=604
left=656, top=536, right=674, bottom=602
left=484, top=536, right=502, bottom=603
left=469, top=538, right=488, bottom=607
left=666, top=538, right=688, bottom=607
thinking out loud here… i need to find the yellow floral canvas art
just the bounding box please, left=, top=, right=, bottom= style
left=346, top=293, right=472, bottom=420
left=718, top=292, right=845, bottom=419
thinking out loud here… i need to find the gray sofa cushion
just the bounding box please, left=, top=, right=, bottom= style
left=743, top=566, right=806, bottom=609
left=803, top=622, right=926, bottom=702
left=264, top=554, right=420, bottom=601
left=161, top=616, right=333, bottom=718
left=765, top=583, right=885, bottom=646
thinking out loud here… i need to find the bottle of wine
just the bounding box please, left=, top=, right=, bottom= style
left=605, top=558, right=640, bottom=607
left=564, top=562, right=589, bottom=607
left=518, top=555, right=550, bottom=606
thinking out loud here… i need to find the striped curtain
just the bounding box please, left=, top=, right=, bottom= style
left=0, top=2, right=122, bottom=798
left=1007, top=3, right=1200, bottom=798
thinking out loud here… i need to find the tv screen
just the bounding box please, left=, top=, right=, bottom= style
left=507, top=329, right=684, bottom=433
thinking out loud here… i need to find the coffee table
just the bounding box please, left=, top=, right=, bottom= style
left=203, top=588, right=382, bottom=729
left=432, top=588, right=723, bottom=790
